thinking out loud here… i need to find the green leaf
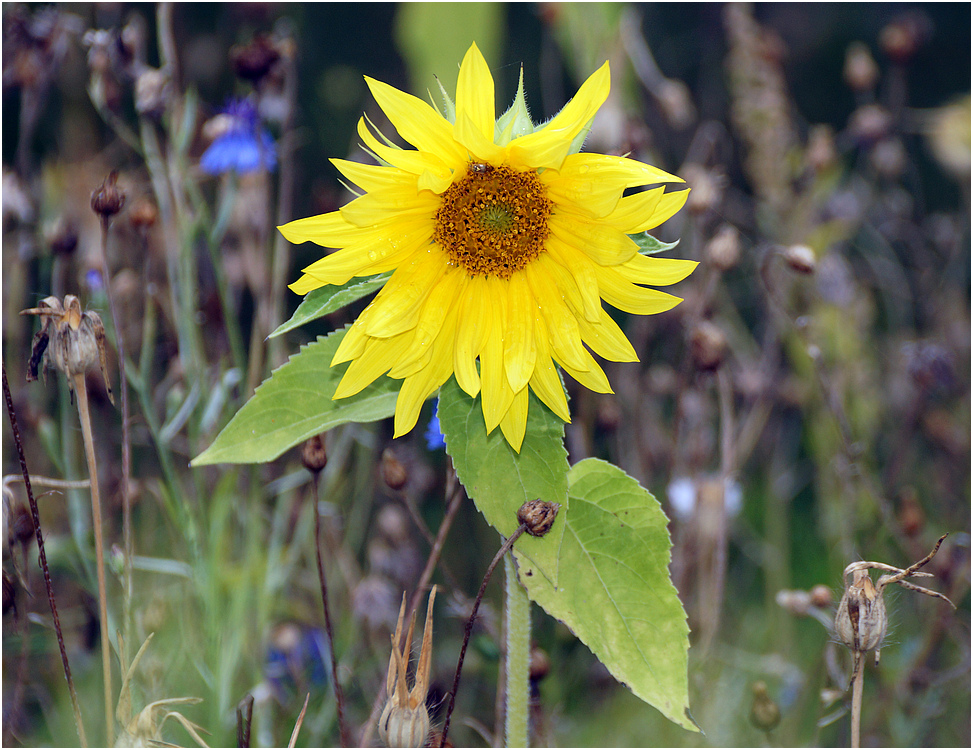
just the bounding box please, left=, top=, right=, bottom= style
left=269, top=274, right=390, bottom=339
left=630, top=233, right=681, bottom=255
left=192, top=327, right=399, bottom=466
left=515, top=458, right=697, bottom=732
left=438, top=378, right=568, bottom=588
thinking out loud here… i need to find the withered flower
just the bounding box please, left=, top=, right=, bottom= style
left=379, top=587, right=437, bottom=748
left=21, top=295, right=114, bottom=405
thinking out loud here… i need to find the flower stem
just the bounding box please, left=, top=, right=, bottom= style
left=504, top=553, right=531, bottom=748
left=3, top=364, right=88, bottom=747
left=440, top=524, right=526, bottom=747
left=850, top=655, right=863, bottom=748
left=73, top=373, right=114, bottom=746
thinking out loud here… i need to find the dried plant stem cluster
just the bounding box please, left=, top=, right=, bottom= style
left=835, top=535, right=955, bottom=747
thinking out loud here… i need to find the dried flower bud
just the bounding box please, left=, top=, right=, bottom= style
left=806, top=125, right=838, bottom=173
left=749, top=681, right=781, bottom=732
left=91, top=171, right=125, bottom=220
left=381, top=449, right=408, bottom=491
left=21, top=295, right=114, bottom=405
left=231, top=35, right=281, bottom=84
left=379, top=588, right=437, bottom=748
left=301, top=434, right=328, bottom=473
left=656, top=79, right=696, bottom=131
left=128, top=196, right=158, bottom=230
left=135, top=68, right=170, bottom=117
left=879, top=13, right=932, bottom=63
left=517, top=499, right=560, bottom=538
left=849, top=104, right=893, bottom=144
left=783, top=244, right=816, bottom=274
left=690, top=320, right=728, bottom=371
left=844, top=42, right=879, bottom=93
left=705, top=224, right=741, bottom=272
left=775, top=588, right=812, bottom=617
left=529, top=645, right=551, bottom=682
left=47, top=217, right=78, bottom=257
left=683, top=164, right=724, bottom=215
left=834, top=568, right=888, bottom=657
left=809, top=584, right=833, bottom=609
left=897, top=489, right=925, bottom=537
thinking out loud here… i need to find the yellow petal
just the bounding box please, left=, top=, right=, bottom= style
left=332, top=317, right=370, bottom=364
left=479, top=278, right=514, bottom=433
left=455, top=43, right=495, bottom=144
left=507, top=61, right=610, bottom=171
left=279, top=210, right=363, bottom=248
left=393, top=310, right=459, bottom=437
left=644, top=189, right=691, bottom=231
left=453, top=112, right=505, bottom=164
left=528, top=323, right=571, bottom=423
left=503, top=272, right=536, bottom=394
left=498, top=386, right=529, bottom=453
left=560, top=349, right=612, bottom=394
left=544, top=237, right=602, bottom=322
left=333, top=332, right=414, bottom=399
left=598, top=187, right=665, bottom=233
left=595, top=265, right=684, bottom=315
left=364, top=76, right=467, bottom=164
left=543, top=154, right=680, bottom=219
left=331, top=158, right=418, bottom=195
left=389, top=267, right=466, bottom=376
left=453, top=275, right=490, bottom=397
left=548, top=211, right=639, bottom=266
left=525, top=263, right=589, bottom=373
left=577, top=309, right=638, bottom=363
left=364, top=253, right=447, bottom=338
left=618, top=255, right=699, bottom=286
left=533, top=252, right=591, bottom=322
left=340, top=191, right=439, bottom=228
left=357, top=118, right=452, bottom=178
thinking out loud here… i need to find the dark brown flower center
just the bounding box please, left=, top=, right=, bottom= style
left=433, top=163, right=552, bottom=279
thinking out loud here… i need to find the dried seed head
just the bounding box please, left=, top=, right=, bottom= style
left=517, top=499, right=560, bottom=537
left=690, top=320, right=728, bottom=371
left=705, top=224, right=741, bottom=272
left=810, top=584, right=834, bottom=609
left=379, top=588, right=437, bottom=748
left=21, top=295, right=114, bottom=405
left=834, top=568, right=888, bottom=657
left=749, top=681, right=781, bottom=732
left=128, top=196, right=158, bottom=230
left=231, top=35, right=281, bottom=84
left=381, top=448, right=408, bottom=491
left=301, top=434, right=328, bottom=473
left=783, top=244, right=816, bottom=275
left=91, top=171, right=125, bottom=220
left=844, top=42, right=879, bottom=93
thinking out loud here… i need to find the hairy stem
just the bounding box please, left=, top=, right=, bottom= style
left=3, top=364, right=88, bottom=747
left=73, top=373, right=114, bottom=746
left=504, top=553, right=531, bottom=748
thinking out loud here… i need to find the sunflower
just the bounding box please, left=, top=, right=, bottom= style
left=279, top=43, right=695, bottom=452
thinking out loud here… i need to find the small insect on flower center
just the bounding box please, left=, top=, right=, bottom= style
left=434, top=162, right=553, bottom=279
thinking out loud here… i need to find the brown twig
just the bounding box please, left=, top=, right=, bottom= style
left=236, top=694, right=254, bottom=748
left=439, top=524, right=528, bottom=747
left=3, top=362, right=88, bottom=746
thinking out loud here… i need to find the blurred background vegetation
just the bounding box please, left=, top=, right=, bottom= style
left=3, top=2, right=970, bottom=747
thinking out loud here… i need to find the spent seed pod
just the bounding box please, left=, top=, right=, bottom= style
left=517, top=499, right=560, bottom=537
left=834, top=568, right=888, bottom=660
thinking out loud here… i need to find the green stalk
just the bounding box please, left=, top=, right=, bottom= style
left=504, top=554, right=530, bottom=748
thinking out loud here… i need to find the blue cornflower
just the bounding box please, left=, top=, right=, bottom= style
left=200, top=98, right=277, bottom=176
left=425, top=399, right=445, bottom=451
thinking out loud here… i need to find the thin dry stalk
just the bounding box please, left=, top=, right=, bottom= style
left=73, top=372, right=114, bottom=745
left=850, top=655, right=864, bottom=748
left=3, top=363, right=88, bottom=746
left=311, top=472, right=352, bottom=746
left=236, top=694, right=254, bottom=748
left=287, top=693, right=310, bottom=749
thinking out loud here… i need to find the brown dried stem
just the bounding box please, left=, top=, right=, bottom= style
left=73, top=372, right=114, bottom=745
left=311, top=471, right=352, bottom=746
left=3, top=362, right=88, bottom=746
left=440, top=523, right=528, bottom=747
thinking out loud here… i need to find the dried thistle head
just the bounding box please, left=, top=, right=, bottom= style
left=834, top=534, right=955, bottom=668
left=21, top=295, right=114, bottom=405
left=379, top=586, right=437, bottom=748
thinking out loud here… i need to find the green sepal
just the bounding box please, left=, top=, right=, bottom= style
left=431, top=75, right=456, bottom=124
left=630, top=233, right=681, bottom=255
left=269, top=273, right=391, bottom=339
left=496, top=66, right=535, bottom=146
left=191, top=326, right=399, bottom=466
